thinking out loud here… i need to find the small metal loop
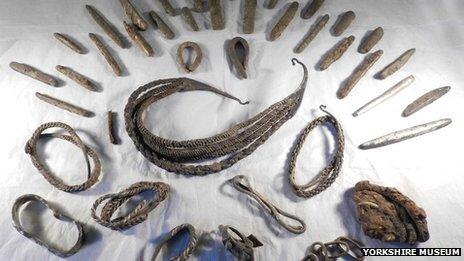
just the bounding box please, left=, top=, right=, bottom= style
left=227, top=37, right=249, bottom=79
left=11, top=194, right=85, bottom=258
left=230, top=175, right=253, bottom=193
left=230, top=175, right=306, bottom=234
left=177, top=41, right=203, bottom=73
left=151, top=223, right=198, bottom=261
left=336, top=236, right=365, bottom=260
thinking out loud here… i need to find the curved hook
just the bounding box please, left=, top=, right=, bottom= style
left=319, top=104, right=335, bottom=118
left=290, top=58, right=308, bottom=95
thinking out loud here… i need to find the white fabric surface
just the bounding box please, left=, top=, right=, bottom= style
left=0, top=0, right=463, bottom=260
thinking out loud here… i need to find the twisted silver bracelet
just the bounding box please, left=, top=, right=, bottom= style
left=91, top=181, right=170, bottom=230
left=12, top=194, right=85, bottom=258
left=25, top=122, right=101, bottom=192
left=287, top=105, right=345, bottom=198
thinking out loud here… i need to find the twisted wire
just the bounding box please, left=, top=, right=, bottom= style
left=11, top=194, right=85, bottom=258
left=91, top=181, right=170, bottom=230
left=25, top=122, right=101, bottom=192
left=288, top=105, right=345, bottom=198
left=124, top=58, right=308, bottom=175
left=151, top=223, right=198, bottom=261
left=219, top=225, right=263, bottom=261
left=230, top=175, right=306, bottom=234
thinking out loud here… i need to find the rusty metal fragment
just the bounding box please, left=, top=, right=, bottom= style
left=123, top=22, right=154, bottom=57
left=402, top=86, right=451, bottom=117
left=318, top=35, right=355, bottom=70
left=359, top=118, right=452, bottom=150
left=269, top=2, right=299, bottom=41
left=337, top=50, right=383, bottom=99
left=353, top=180, right=430, bottom=244
left=53, top=33, right=85, bottom=54
left=193, top=0, right=208, bottom=12
left=149, top=10, right=175, bottom=39
left=376, top=48, right=415, bottom=79
left=86, top=5, right=126, bottom=48
left=359, top=27, right=383, bottom=54
left=158, top=0, right=177, bottom=16
left=10, top=62, right=58, bottom=87
left=243, top=0, right=257, bottom=34
left=107, top=111, right=118, bottom=144
left=227, top=37, right=249, bottom=79
left=294, top=14, right=329, bottom=53
left=56, top=65, right=98, bottom=92
left=301, top=0, right=324, bottom=19
left=210, top=0, right=224, bottom=30
left=353, top=75, right=414, bottom=117
left=265, top=0, right=279, bottom=9
left=89, top=33, right=123, bottom=76
left=177, top=41, right=203, bottom=73
left=332, top=11, right=355, bottom=36
left=35, top=92, right=94, bottom=117
left=181, top=7, right=199, bottom=31
left=119, top=0, right=148, bottom=31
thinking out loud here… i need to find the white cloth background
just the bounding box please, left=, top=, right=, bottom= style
left=0, top=0, right=463, bottom=260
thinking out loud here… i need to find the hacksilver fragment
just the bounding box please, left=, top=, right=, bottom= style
left=376, top=48, right=415, bottom=79
left=294, top=14, right=329, bottom=53
left=56, top=65, right=98, bottom=92
left=359, top=27, right=384, bottom=54
left=332, top=10, right=355, bottom=36
left=53, top=33, right=85, bottom=54
left=86, top=5, right=126, bottom=48
left=269, top=2, right=299, bottom=41
left=10, top=62, right=59, bottom=87
left=337, top=49, right=383, bottom=99
left=402, top=86, right=451, bottom=117
left=149, top=10, right=175, bottom=39
left=119, top=0, right=148, bottom=30
left=124, top=21, right=154, bottom=57
left=301, top=0, right=324, bottom=19
left=243, top=0, right=257, bottom=34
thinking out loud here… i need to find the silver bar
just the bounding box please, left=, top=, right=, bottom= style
left=359, top=118, right=452, bottom=150
left=353, top=75, right=415, bottom=117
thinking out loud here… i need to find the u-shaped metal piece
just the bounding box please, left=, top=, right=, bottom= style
left=12, top=194, right=85, bottom=257
left=227, top=37, right=249, bottom=79
left=177, top=41, right=203, bottom=73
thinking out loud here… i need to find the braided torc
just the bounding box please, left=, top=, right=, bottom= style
left=151, top=223, right=198, bottom=261
left=287, top=105, right=345, bottom=198
left=219, top=225, right=263, bottom=261
left=91, top=181, right=170, bottom=230
left=124, top=58, right=308, bottom=175
left=11, top=194, right=85, bottom=258
left=230, top=175, right=306, bottom=234
left=25, top=122, right=101, bottom=192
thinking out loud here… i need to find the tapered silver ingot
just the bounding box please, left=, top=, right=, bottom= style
left=353, top=75, right=414, bottom=117
left=359, top=118, right=452, bottom=150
